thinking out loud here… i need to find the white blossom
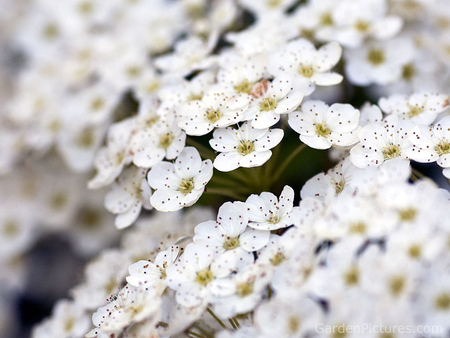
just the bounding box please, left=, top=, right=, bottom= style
left=147, top=147, right=213, bottom=212
left=209, top=121, right=283, bottom=172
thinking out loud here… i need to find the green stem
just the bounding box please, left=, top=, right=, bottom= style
left=271, top=143, right=307, bottom=184
left=228, top=319, right=237, bottom=330
left=412, top=168, right=425, bottom=179
left=207, top=308, right=227, bottom=330
left=188, top=331, right=206, bottom=338
left=205, top=187, right=245, bottom=201
left=186, top=137, right=216, bottom=160
left=192, top=323, right=213, bottom=338
left=232, top=317, right=240, bottom=328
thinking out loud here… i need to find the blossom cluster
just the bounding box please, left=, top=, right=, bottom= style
left=0, top=0, right=450, bottom=337
left=33, top=173, right=450, bottom=338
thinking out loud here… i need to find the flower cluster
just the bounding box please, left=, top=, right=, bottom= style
left=0, top=0, right=450, bottom=337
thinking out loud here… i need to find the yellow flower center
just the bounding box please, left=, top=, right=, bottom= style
left=435, top=140, right=450, bottom=155
left=270, top=252, right=286, bottom=266
left=382, top=144, right=401, bottom=160
left=402, top=63, right=416, bottom=81
left=320, top=12, right=334, bottom=26
left=408, top=244, right=422, bottom=259
left=435, top=293, right=450, bottom=310
left=237, top=140, right=255, bottom=156
left=235, top=80, right=253, bottom=94
left=159, top=132, right=175, bottom=150
left=223, top=237, right=240, bottom=250
left=315, top=123, right=331, bottom=137
left=236, top=281, right=254, bottom=297
left=344, top=267, right=359, bottom=286
left=349, top=222, right=367, bottom=234
left=195, top=269, right=214, bottom=286
left=367, top=49, right=386, bottom=65
left=260, top=97, right=278, bottom=111
left=389, top=276, right=406, bottom=296
left=399, top=207, right=417, bottom=222
left=355, top=20, right=370, bottom=32
left=179, top=178, right=195, bottom=195
left=206, top=109, right=222, bottom=123
left=298, top=65, right=314, bottom=78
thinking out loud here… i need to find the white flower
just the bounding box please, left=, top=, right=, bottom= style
left=255, top=296, right=324, bottom=338
left=177, top=89, right=250, bottom=136
left=345, top=37, right=415, bottom=86
left=126, top=245, right=180, bottom=287
left=165, top=243, right=228, bottom=307
left=245, top=185, right=297, bottom=231
left=88, top=118, right=136, bottom=189
left=270, top=38, right=343, bottom=87
left=210, top=263, right=272, bottom=319
left=90, top=283, right=162, bottom=335
left=209, top=121, right=284, bottom=172
left=300, top=157, right=363, bottom=200
left=288, top=100, right=360, bottom=149
left=350, top=119, right=414, bottom=167
left=244, top=75, right=308, bottom=129
left=379, top=92, right=449, bottom=125
left=407, top=116, right=450, bottom=168
left=330, top=0, right=403, bottom=48
left=131, top=108, right=186, bottom=169
left=194, top=201, right=270, bottom=262
left=147, top=147, right=213, bottom=212
left=104, top=166, right=152, bottom=229
left=154, top=36, right=217, bottom=77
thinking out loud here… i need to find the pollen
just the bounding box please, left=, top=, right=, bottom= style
left=389, top=276, right=406, bottom=296
left=367, top=49, right=386, bottom=65
left=223, top=237, right=240, bottom=250
left=195, top=269, right=214, bottom=286
left=270, top=252, right=286, bottom=266
left=315, top=123, right=331, bottom=137
left=399, top=207, right=417, bottom=222
left=237, top=140, right=255, bottom=156
left=260, top=97, right=278, bottom=111
left=298, top=65, right=314, bottom=78
left=159, top=132, right=175, bottom=150
left=236, top=281, right=254, bottom=297
left=435, top=293, right=450, bottom=310
left=344, top=266, right=359, bottom=286
left=206, top=109, right=222, bottom=123
left=435, top=140, right=450, bottom=155
left=235, top=79, right=253, bottom=94
left=382, top=144, right=401, bottom=160
left=178, top=178, right=195, bottom=195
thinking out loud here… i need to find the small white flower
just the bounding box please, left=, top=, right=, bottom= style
left=209, top=121, right=284, bottom=172
left=270, top=38, right=343, bottom=87
left=147, top=147, right=213, bottom=212
left=379, top=92, right=449, bottom=125
left=345, top=37, right=415, bottom=86
left=407, top=116, right=450, bottom=168
left=210, top=263, right=272, bottom=319
left=104, top=166, right=152, bottom=229
left=245, top=185, right=297, bottom=231
left=331, top=0, right=403, bottom=48
left=126, top=245, right=180, bottom=287
left=244, top=75, right=308, bottom=129
left=90, top=283, right=162, bottom=335
left=88, top=118, right=136, bottom=189
left=131, top=108, right=186, bottom=169
left=288, top=100, right=360, bottom=149
left=165, top=243, right=228, bottom=307
left=350, top=119, right=414, bottom=167
left=177, top=89, right=250, bottom=136
left=194, top=201, right=270, bottom=259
